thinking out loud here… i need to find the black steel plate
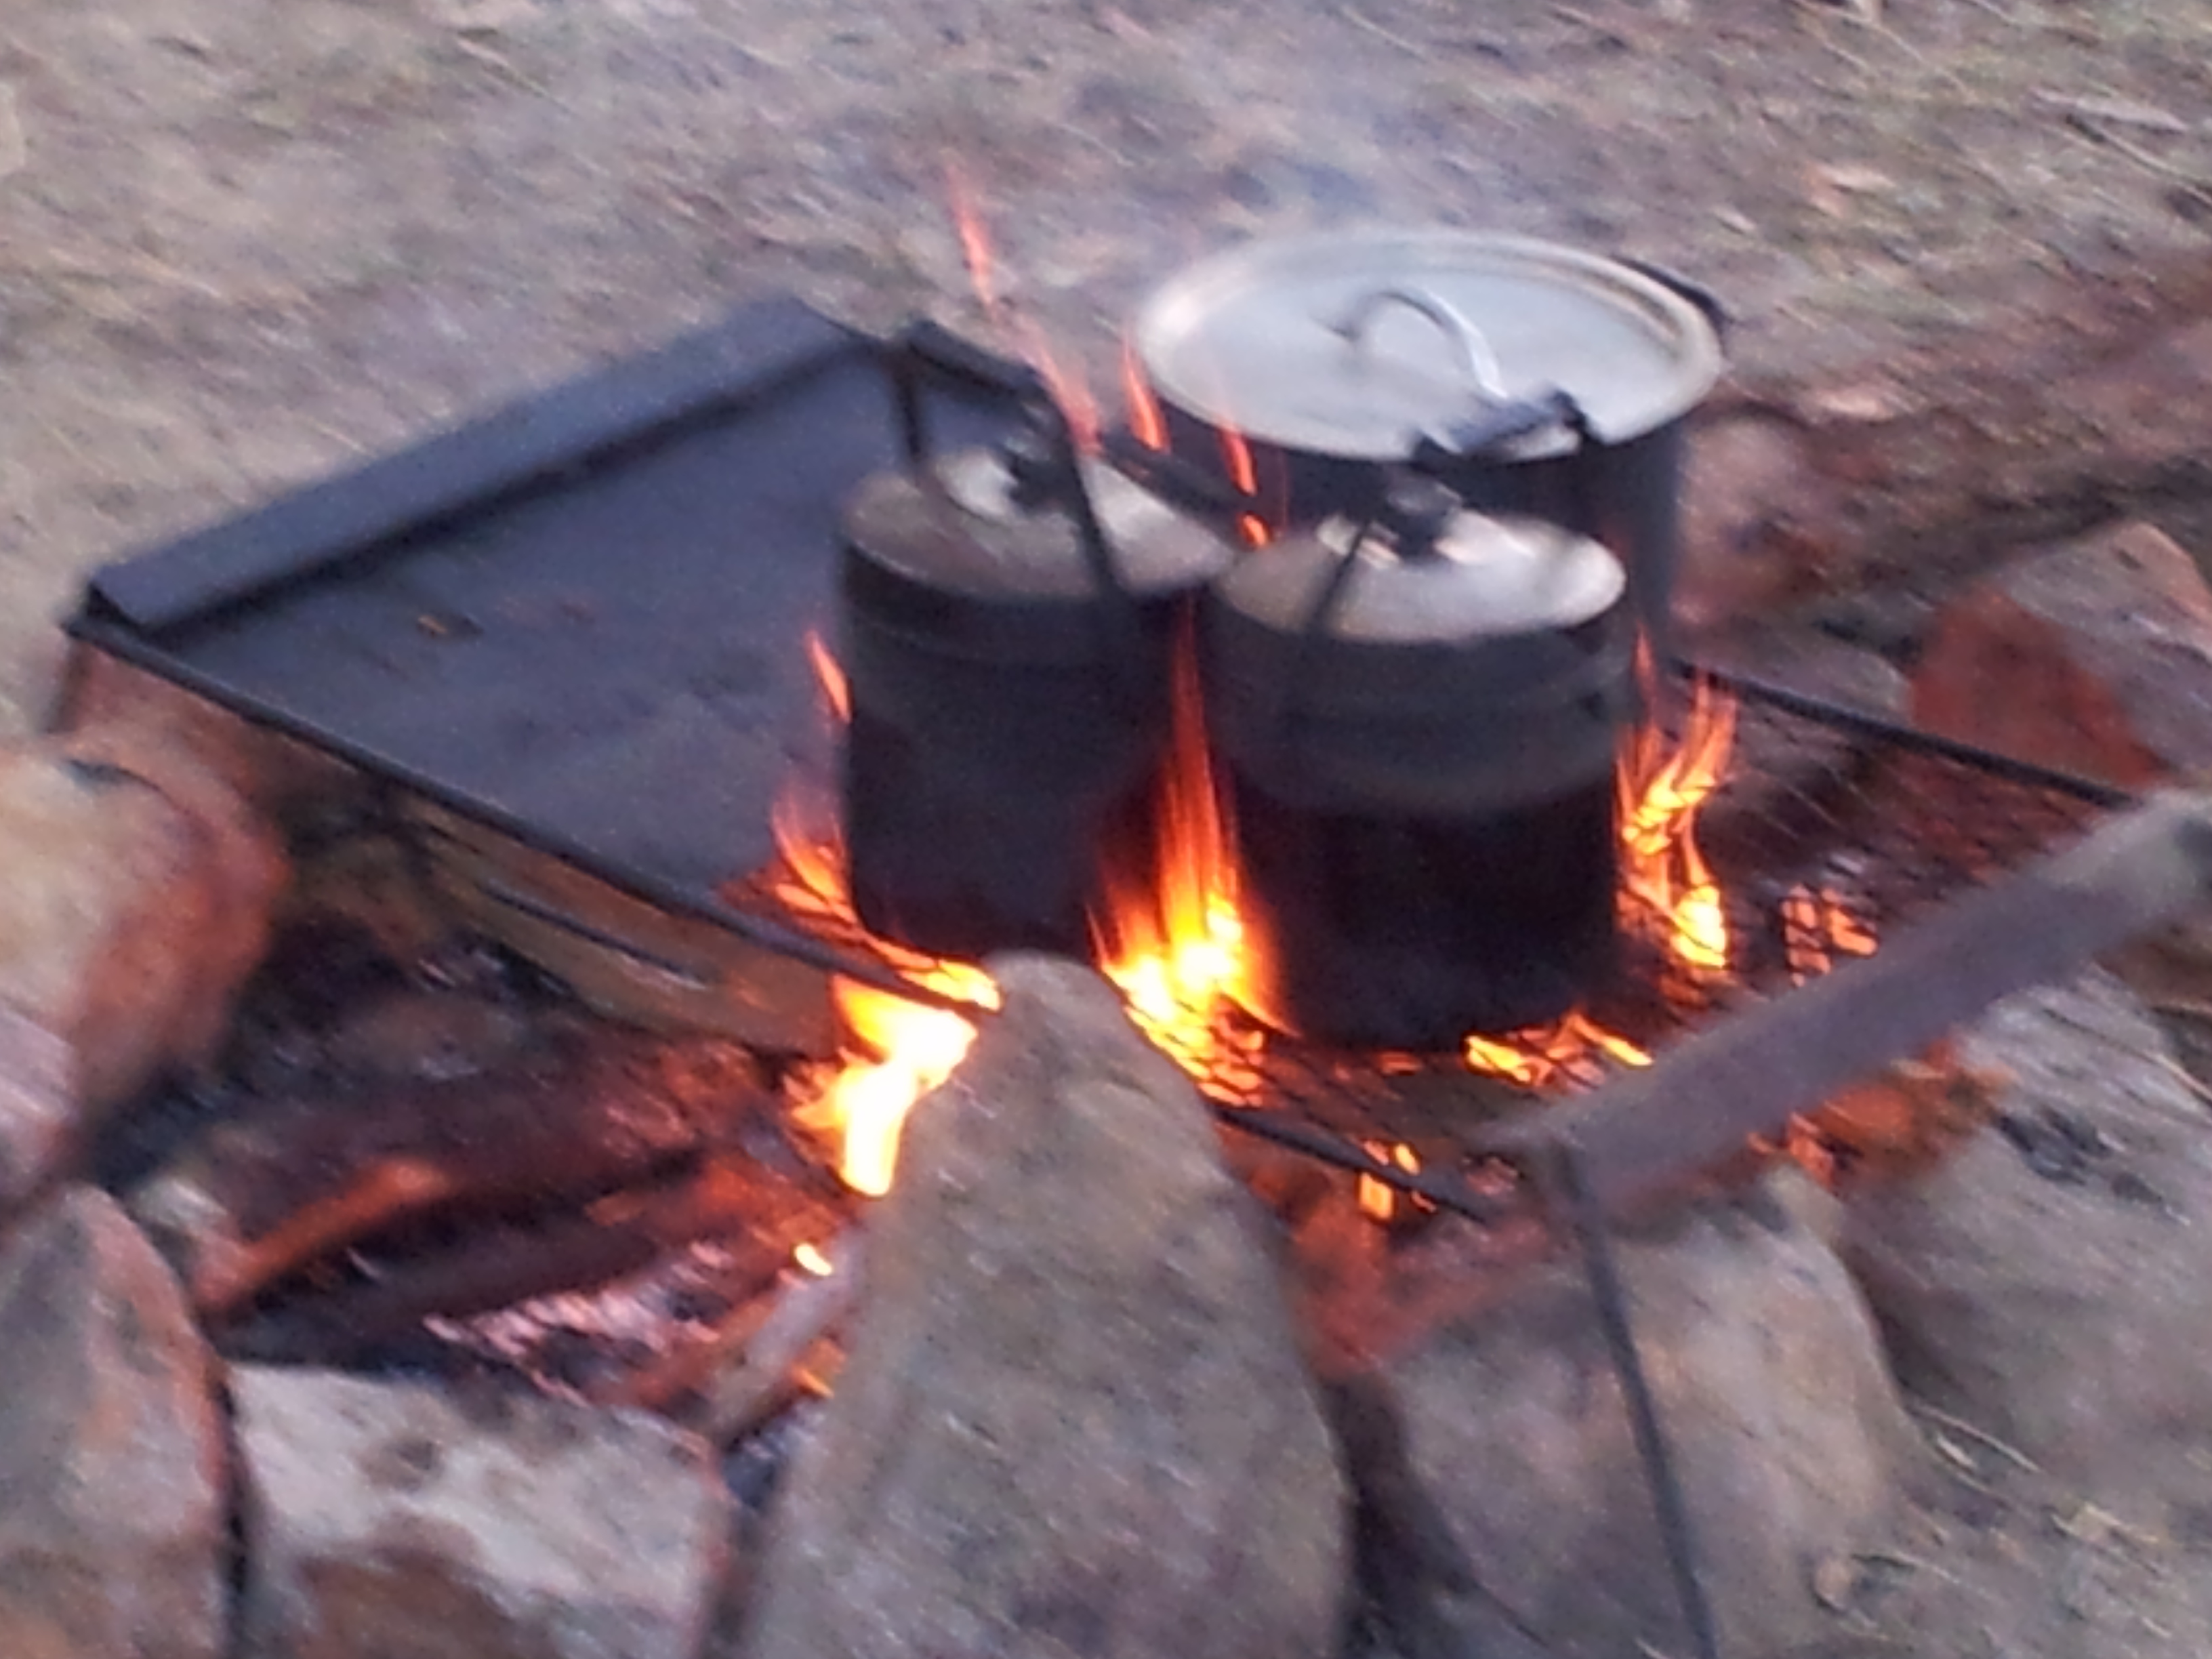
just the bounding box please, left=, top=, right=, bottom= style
left=68, top=297, right=1011, bottom=930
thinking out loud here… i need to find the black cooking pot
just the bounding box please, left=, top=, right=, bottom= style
left=839, top=327, right=1232, bottom=961
left=1202, top=480, right=1635, bottom=1050
left=1135, top=231, right=1723, bottom=641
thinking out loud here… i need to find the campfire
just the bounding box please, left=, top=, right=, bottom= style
left=22, top=204, right=2202, bottom=1659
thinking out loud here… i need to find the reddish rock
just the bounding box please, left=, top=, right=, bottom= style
left=233, top=1366, right=728, bottom=1659
left=1909, top=519, right=2212, bottom=788
left=0, top=1000, right=74, bottom=1212
left=1675, top=407, right=1845, bottom=634
left=0, top=728, right=285, bottom=1114
left=0, top=1185, right=228, bottom=1659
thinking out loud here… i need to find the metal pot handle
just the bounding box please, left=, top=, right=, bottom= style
left=1328, top=285, right=1512, bottom=404
left=889, top=319, right=1134, bottom=612
left=886, top=320, right=1155, bottom=703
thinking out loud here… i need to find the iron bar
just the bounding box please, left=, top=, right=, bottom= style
left=1543, top=1142, right=1723, bottom=1659
left=1479, top=788, right=2212, bottom=1215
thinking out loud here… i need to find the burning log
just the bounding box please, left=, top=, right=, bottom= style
left=686, top=1234, right=859, bottom=1445
left=224, top=1156, right=841, bottom=1368
left=127, top=1024, right=781, bottom=1318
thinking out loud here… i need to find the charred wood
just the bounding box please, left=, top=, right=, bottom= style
left=127, top=1023, right=782, bottom=1317
left=222, top=1157, right=838, bottom=1366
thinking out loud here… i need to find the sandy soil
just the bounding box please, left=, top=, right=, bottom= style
left=5, top=1, right=2212, bottom=1652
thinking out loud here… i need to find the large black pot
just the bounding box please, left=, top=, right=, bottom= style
left=1135, top=231, right=1723, bottom=641
left=839, top=334, right=1231, bottom=962
left=1202, top=489, right=1635, bottom=1050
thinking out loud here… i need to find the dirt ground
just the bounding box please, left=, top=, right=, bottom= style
left=5, top=0, right=2212, bottom=1653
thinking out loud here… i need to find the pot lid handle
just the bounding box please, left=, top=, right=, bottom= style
left=1328, top=284, right=1511, bottom=404
left=888, top=319, right=1153, bottom=697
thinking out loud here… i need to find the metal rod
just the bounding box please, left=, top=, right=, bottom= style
left=1544, top=1142, right=1723, bottom=1659
left=1207, top=1101, right=1521, bottom=1226
left=1677, top=655, right=2135, bottom=809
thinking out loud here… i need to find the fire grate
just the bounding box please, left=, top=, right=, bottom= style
left=745, top=655, right=2129, bottom=1139
left=62, top=288, right=2138, bottom=1176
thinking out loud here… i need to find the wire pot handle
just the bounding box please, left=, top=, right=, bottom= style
left=889, top=318, right=1134, bottom=613
left=1328, top=283, right=1512, bottom=403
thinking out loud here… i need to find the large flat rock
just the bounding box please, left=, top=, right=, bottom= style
left=233, top=1366, right=727, bottom=1659
left=739, top=954, right=1349, bottom=1659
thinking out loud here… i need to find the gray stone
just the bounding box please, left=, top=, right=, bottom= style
left=1359, top=1170, right=1914, bottom=1659
left=234, top=1366, right=728, bottom=1659
left=739, top=954, right=1349, bottom=1659
left=1841, top=968, right=2212, bottom=1507
left=0, top=1185, right=227, bottom=1659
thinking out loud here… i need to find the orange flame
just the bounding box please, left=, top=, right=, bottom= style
left=1357, top=1141, right=1426, bottom=1222
left=805, top=631, right=850, bottom=724
left=1218, top=424, right=1272, bottom=547
left=772, top=640, right=1000, bottom=1195
left=1457, top=671, right=1737, bottom=1089
left=1618, top=671, right=1738, bottom=979
left=1781, top=883, right=1879, bottom=985
left=1465, top=1011, right=1652, bottom=1090
left=1122, top=337, right=1168, bottom=453
left=945, top=165, right=1107, bottom=452
left=1016, top=316, right=1101, bottom=453
left=1094, top=627, right=1261, bottom=1096
left=945, top=161, right=1002, bottom=327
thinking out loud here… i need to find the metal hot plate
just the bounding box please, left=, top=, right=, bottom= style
left=66, top=298, right=1015, bottom=955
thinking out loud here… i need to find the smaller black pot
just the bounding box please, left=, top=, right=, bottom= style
left=838, top=332, right=1231, bottom=962
left=1136, top=231, right=1724, bottom=642
left=1201, top=493, right=1636, bottom=1050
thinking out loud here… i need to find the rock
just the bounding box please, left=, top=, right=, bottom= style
left=57, top=644, right=354, bottom=818
left=1840, top=968, right=2212, bottom=1508
left=1692, top=621, right=1910, bottom=882
left=1675, top=407, right=1845, bottom=634
left=0, top=1185, right=227, bottom=1659
left=0, top=998, right=75, bottom=1212
left=0, top=727, right=285, bottom=1114
left=1353, top=1170, right=1914, bottom=1659
left=739, top=954, right=1349, bottom=1659
left=232, top=1366, right=727, bottom=1659
left=1909, top=519, right=2212, bottom=789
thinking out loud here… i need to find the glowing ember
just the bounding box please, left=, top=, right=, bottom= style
left=1618, top=671, right=1739, bottom=979
left=1465, top=1011, right=1652, bottom=1090
left=1357, top=1141, right=1425, bottom=1222
left=1782, top=883, right=1879, bottom=984
left=792, top=1241, right=835, bottom=1277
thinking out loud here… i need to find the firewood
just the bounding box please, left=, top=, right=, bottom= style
left=127, top=1023, right=777, bottom=1317
left=221, top=1158, right=817, bottom=1364
left=687, top=1234, right=862, bottom=1446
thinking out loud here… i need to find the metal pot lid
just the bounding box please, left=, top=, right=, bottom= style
left=1136, top=229, right=1723, bottom=458
left=1215, top=510, right=1625, bottom=642
left=845, top=447, right=1233, bottom=601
